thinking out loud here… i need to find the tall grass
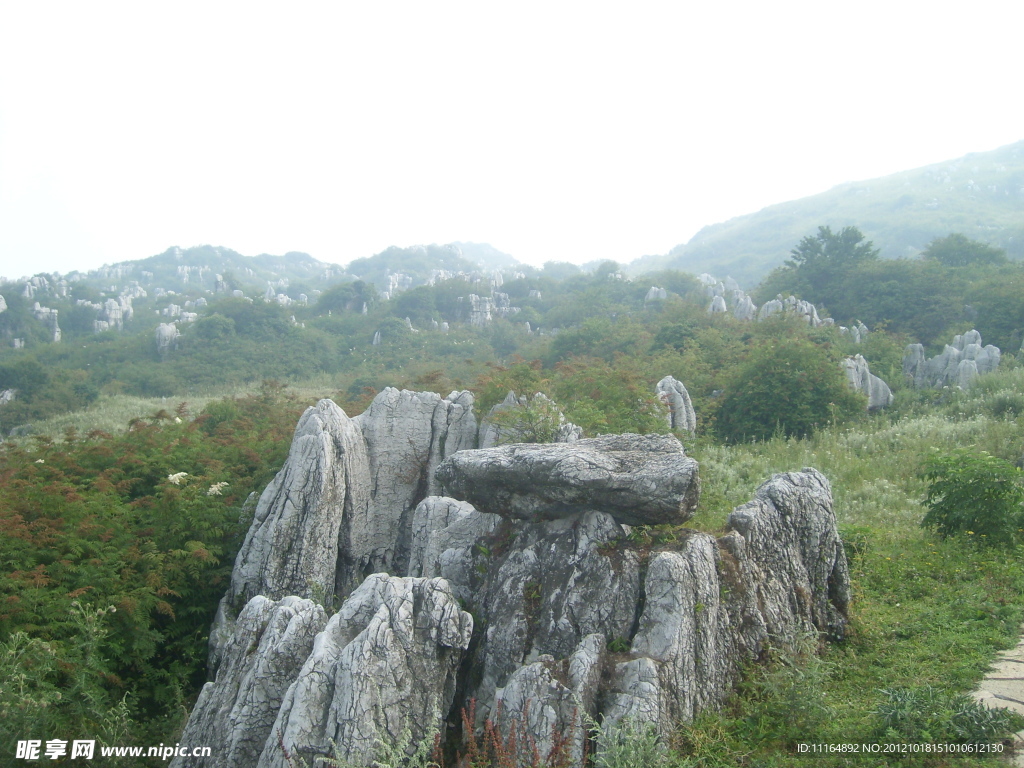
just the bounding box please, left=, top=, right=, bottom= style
left=680, top=367, right=1024, bottom=766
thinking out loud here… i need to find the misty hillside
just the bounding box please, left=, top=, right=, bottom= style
left=632, top=140, right=1024, bottom=285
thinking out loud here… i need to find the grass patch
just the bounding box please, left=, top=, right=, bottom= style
left=676, top=367, right=1024, bottom=765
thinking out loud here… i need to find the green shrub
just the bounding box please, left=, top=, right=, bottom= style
left=715, top=335, right=865, bottom=442
left=921, top=449, right=1024, bottom=545
left=875, top=686, right=1023, bottom=745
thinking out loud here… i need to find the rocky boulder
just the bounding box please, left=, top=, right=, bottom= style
left=436, top=433, right=700, bottom=526
left=155, top=322, right=179, bottom=355
left=466, top=511, right=641, bottom=721
left=177, top=390, right=852, bottom=765
left=655, top=375, right=697, bottom=434
left=219, top=389, right=477, bottom=649
left=407, top=496, right=502, bottom=603
left=603, top=469, right=849, bottom=735
left=902, top=329, right=1001, bottom=389
left=171, top=596, right=328, bottom=768
left=841, top=354, right=893, bottom=410
left=225, top=400, right=370, bottom=608
left=258, top=575, right=472, bottom=768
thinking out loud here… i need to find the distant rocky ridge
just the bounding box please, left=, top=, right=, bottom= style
left=0, top=242, right=527, bottom=348
left=172, top=389, right=850, bottom=767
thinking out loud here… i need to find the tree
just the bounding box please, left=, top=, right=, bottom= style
left=922, top=233, right=1007, bottom=268
left=715, top=335, right=865, bottom=442
left=785, top=226, right=880, bottom=307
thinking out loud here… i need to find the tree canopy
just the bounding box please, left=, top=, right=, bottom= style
left=922, top=233, right=1007, bottom=268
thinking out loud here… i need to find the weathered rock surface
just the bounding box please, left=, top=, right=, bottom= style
left=841, top=354, right=893, bottom=410
left=218, top=389, right=477, bottom=657
left=733, top=292, right=758, bottom=321
left=903, top=329, right=1001, bottom=389
left=726, top=468, right=850, bottom=641
left=466, top=511, right=640, bottom=722
left=156, top=322, right=179, bottom=355
left=347, top=387, right=477, bottom=585
left=645, top=286, right=667, bottom=302
left=436, top=434, right=700, bottom=526
left=494, top=634, right=605, bottom=766
left=171, top=596, right=328, bottom=768
left=226, top=400, right=370, bottom=608
left=604, top=469, right=849, bottom=735
left=656, top=375, right=697, bottom=434
left=179, top=391, right=852, bottom=766
left=258, top=575, right=472, bottom=768
left=758, top=294, right=823, bottom=326
left=408, top=496, right=501, bottom=602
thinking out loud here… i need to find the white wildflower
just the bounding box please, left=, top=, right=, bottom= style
left=167, top=472, right=188, bottom=485
left=35, top=459, right=45, bottom=464
left=174, top=417, right=182, bottom=423
left=207, top=482, right=229, bottom=496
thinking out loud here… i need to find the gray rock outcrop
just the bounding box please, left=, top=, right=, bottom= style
left=171, top=596, right=328, bottom=768
left=178, top=388, right=851, bottom=765
left=224, top=389, right=478, bottom=616
left=407, top=496, right=501, bottom=602
left=156, top=322, right=179, bottom=355
left=466, top=511, right=642, bottom=722
left=258, top=575, right=472, bottom=768
left=758, top=294, right=822, bottom=326
left=902, top=329, right=1001, bottom=389
left=645, top=286, right=667, bottom=302
left=603, top=469, right=849, bottom=735
left=656, top=375, right=697, bottom=434
left=494, top=634, right=605, bottom=766
left=225, top=400, right=369, bottom=609
left=436, top=434, right=700, bottom=526
left=841, top=354, right=893, bottom=410
left=733, top=292, right=758, bottom=321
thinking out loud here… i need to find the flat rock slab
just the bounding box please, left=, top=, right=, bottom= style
left=973, top=630, right=1024, bottom=765
left=435, top=433, right=700, bottom=526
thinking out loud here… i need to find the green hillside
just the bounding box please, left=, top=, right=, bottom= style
left=637, top=140, right=1024, bottom=285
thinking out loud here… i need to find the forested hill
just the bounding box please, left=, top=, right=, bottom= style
left=631, top=140, right=1024, bottom=284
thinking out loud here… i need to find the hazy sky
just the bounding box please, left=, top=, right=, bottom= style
left=1, top=1, right=1021, bottom=277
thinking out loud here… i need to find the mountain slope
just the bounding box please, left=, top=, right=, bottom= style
left=635, top=140, right=1024, bottom=286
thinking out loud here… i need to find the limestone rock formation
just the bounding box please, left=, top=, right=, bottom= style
left=758, top=294, right=822, bottom=326
left=466, top=511, right=641, bottom=723
left=225, top=400, right=369, bottom=608
left=645, top=286, right=667, bottom=302
left=171, top=597, right=328, bottom=768
left=494, top=634, right=605, bottom=766
left=902, top=329, right=1001, bottom=389
left=726, top=468, right=850, bottom=640
left=603, top=469, right=849, bottom=734
left=708, top=295, right=727, bottom=314
left=258, top=575, right=472, bottom=768
left=407, top=496, right=501, bottom=602
left=841, top=354, right=893, bottom=410
left=656, top=375, right=697, bottom=434
left=224, top=389, right=478, bottom=616
left=155, top=322, right=179, bottom=355
left=436, top=434, right=700, bottom=526
left=177, top=390, right=852, bottom=765
left=733, top=292, right=758, bottom=321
